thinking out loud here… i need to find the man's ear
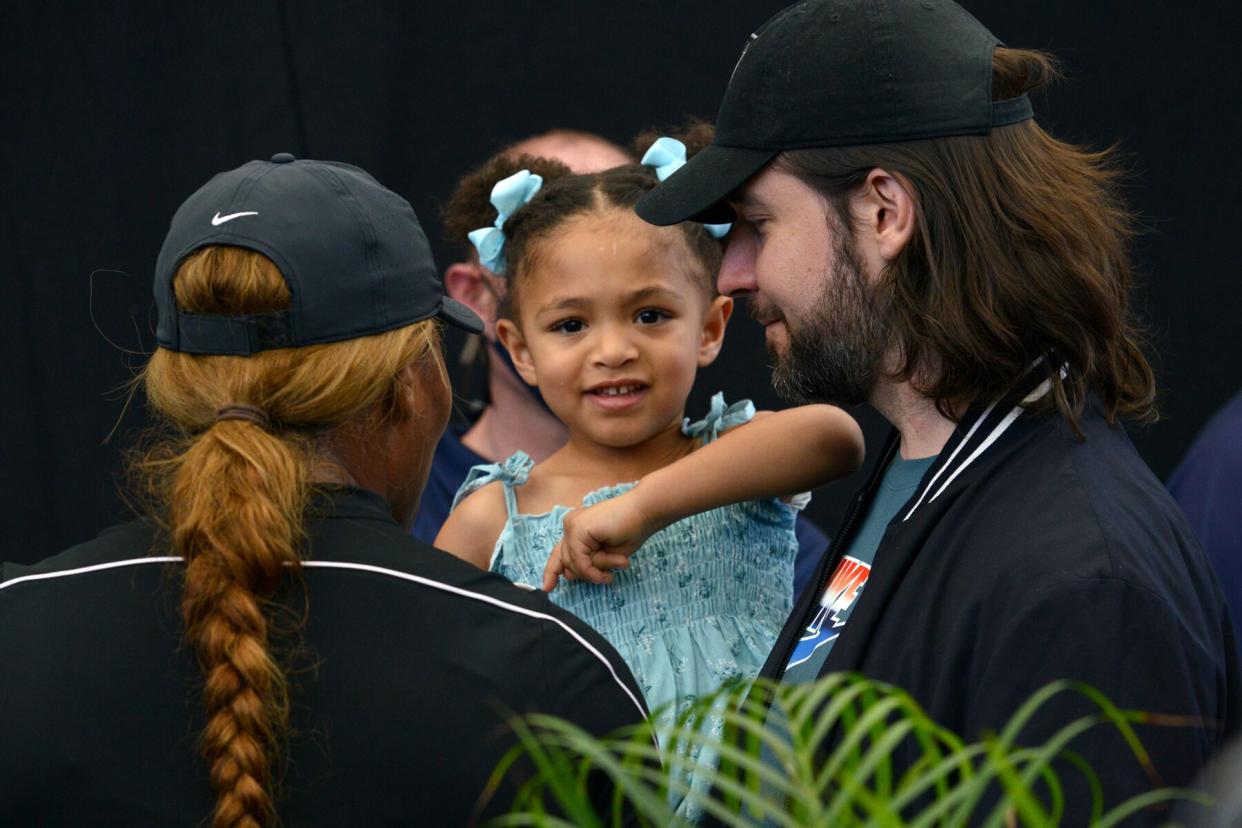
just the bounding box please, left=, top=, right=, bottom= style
left=697, top=295, right=734, bottom=367
left=494, top=318, right=540, bottom=386
left=853, top=167, right=917, bottom=266
left=444, top=261, right=499, bottom=340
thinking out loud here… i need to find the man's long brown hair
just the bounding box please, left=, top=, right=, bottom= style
left=779, top=48, right=1156, bottom=435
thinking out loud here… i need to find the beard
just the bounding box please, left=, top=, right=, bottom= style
left=753, top=234, right=892, bottom=406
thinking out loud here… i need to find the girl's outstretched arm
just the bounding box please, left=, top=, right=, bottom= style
left=435, top=483, right=509, bottom=570
left=543, top=405, right=864, bottom=589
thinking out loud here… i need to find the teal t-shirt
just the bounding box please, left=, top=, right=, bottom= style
left=755, top=453, right=937, bottom=824
left=782, top=453, right=936, bottom=682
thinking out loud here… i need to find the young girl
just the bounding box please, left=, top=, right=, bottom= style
left=435, top=133, right=864, bottom=816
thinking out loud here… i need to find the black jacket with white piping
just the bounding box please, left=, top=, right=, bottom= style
left=0, top=487, right=647, bottom=826
left=758, top=367, right=1240, bottom=821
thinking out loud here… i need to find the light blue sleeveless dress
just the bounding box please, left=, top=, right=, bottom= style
left=452, top=394, right=799, bottom=820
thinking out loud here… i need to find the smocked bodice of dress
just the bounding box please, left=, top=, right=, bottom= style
left=452, top=393, right=798, bottom=710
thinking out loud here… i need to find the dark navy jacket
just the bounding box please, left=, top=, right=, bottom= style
left=758, top=374, right=1239, bottom=822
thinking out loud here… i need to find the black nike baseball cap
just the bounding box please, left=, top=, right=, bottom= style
left=635, top=0, right=1034, bottom=226
left=155, top=152, right=482, bottom=356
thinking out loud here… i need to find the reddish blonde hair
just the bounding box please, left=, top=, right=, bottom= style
left=135, top=245, right=444, bottom=827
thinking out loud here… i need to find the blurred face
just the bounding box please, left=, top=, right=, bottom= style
left=719, top=166, right=891, bottom=405
left=497, top=210, right=730, bottom=448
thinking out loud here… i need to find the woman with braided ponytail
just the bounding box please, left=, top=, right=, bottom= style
left=0, top=154, right=646, bottom=826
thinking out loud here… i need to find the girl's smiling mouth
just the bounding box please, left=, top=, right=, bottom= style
left=585, top=380, right=650, bottom=410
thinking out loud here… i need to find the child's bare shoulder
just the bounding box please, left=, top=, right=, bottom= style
left=511, top=460, right=579, bottom=514
left=434, top=481, right=509, bottom=569
left=453, top=479, right=509, bottom=523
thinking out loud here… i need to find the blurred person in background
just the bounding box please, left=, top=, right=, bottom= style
left=1169, top=389, right=1242, bottom=656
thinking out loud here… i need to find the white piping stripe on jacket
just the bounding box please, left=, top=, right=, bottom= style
left=901, top=399, right=997, bottom=522
left=927, top=377, right=1057, bottom=504
left=0, top=556, right=181, bottom=591
left=925, top=404, right=1025, bottom=507
left=903, top=375, right=1057, bottom=522
left=1, top=555, right=649, bottom=726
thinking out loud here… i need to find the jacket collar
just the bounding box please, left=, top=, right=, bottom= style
left=758, top=359, right=1064, bottom=683
left=308, top=486, right=397, bottom=522
left=900, top=359, right=1061, bottom=523
left=818, top=360, right=1064, bottom=675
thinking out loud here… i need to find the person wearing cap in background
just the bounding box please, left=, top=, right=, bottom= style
left=0, top=153, right=647, bottom=826
left=420, top=128, right=833, bottom=600
left=631, top=0, right=1238, bottom=819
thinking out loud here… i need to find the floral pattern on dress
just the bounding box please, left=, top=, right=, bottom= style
left=451, top=393, right=801, bottom=822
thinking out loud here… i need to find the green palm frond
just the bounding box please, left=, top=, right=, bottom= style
left=488, top=673, right=1207, bottom=827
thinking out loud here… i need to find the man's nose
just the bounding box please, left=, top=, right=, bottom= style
left=717, top=222, right=758, bottom=298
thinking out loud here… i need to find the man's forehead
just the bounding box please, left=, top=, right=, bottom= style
left=731, top=188, right=765, bottom=210
left=729, top=166, right=784, bottom=210
left=730, top=165, right=822, bottom=212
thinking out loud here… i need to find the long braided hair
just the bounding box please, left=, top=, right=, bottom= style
left=134, top=244, right=444, bottom=827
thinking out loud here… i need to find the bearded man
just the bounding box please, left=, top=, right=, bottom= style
left=636, top=0, right=1238, bottom=820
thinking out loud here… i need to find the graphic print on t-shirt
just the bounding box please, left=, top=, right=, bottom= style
left=786, top=555, right=871, bottom=668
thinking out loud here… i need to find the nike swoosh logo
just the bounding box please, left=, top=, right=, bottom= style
left=212, top=211, right=259, bottom=226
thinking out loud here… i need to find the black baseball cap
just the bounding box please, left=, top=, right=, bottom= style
left=155, top=152, right=482, bottom=355
left=636, top=0, right=1034, bottom=225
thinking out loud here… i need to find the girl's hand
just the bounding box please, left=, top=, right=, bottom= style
left=541, top=494, right=656, bottom=591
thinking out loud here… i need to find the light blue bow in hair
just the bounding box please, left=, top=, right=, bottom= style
left=467, top=169, right=544, bottom=273
left=640, top=137, right=732, bottom=239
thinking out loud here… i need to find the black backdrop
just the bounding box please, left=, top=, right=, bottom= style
left=3, top=2, right=1239, bottom=565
